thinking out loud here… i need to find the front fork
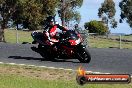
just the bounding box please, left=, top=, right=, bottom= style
left=74, top=43, right=87, bottom=57
left=76, top=43, right=86, bottom=50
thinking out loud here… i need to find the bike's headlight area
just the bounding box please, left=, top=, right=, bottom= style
left=75, top=38, right=81, bottom=45
left=69, top=38, right=81, bottom=45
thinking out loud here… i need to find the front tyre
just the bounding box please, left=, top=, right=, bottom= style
left=32, top=41, right=37, bottom=44
left=77, top=47, right=91, bottom=63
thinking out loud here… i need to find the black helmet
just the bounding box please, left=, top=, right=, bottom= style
left=46, top=16, right=54, bottom=22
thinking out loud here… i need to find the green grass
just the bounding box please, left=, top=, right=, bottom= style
left=0, top=74, right=132, bottom=88
left=88, top=36, right=132, bottom=49
left=0, top=64, right=132, bottom=88
left=123, top=35, right=132, bottom=41
left=0, top=74, right=61, bottom=88
left=0, top=74, right=74, bottom=88
left=4, top=29, right=33, bottom=43
left=108, top=35, right=132, bottom=41
left=4, top=29, right=132, bottom=49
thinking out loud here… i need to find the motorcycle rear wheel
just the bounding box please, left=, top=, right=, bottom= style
left=38, top=44, right=57, bottom=61
left=32, top=41, right=37, bottom=44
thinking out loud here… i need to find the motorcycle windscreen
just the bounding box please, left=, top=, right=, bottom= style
left=65, top=30, right=79, bottom=40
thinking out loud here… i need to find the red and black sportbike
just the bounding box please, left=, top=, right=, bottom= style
left=31, top=30, right=91, bottom=63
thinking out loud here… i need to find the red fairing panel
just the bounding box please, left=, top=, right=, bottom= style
left=78, top=34, right=83, bottom=42
left=69, top=40, right=77, bottom=45
left=61, top=45, right=74, bottom=56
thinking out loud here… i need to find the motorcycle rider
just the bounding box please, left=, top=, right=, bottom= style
left=43, top=16, right=68, bottom=51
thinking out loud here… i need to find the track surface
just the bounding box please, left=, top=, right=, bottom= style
left=0, top=42, right=132, bottom=74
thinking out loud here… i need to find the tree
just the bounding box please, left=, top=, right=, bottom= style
left=11, top=0, right=24, bottom=29
left=98, top=0, right=117, bottom=28
left=0, top=0, right=83, bottom=42
left=58, top=0, right=83, bottom=26
left=12, top=0, right=59, bottom=30
left=20, top=0, right=44, bottom=30
left=0, top=0, right=59, bottom=42
left=0, top=0, right=18, bottom=42
left=84, top=20, right=108, bottom=35
left=119, top=0, right=132, bottom=28
left=74, top=11, right=81, bottom=24
left=40, top=0, right=59, bottom=16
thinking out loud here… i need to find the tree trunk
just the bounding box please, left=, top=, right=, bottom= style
left=61, top=0, right=65, bottom=26
left=0, top=20, right=7, bottom=42
left=61, top=17, right=65, bottom=26
left=60, top=8, right=65, bottom=27
left=0, top=28, right=5, bottom=42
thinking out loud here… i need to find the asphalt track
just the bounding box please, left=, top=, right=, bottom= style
left=0, top=42, right=132, bottom=74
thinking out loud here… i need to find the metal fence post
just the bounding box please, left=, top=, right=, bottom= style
left=119, top=35, right=122, bottom=49
left=87, top=32, right=90, bottom=47
left=16, top=28, right=19, bottom=43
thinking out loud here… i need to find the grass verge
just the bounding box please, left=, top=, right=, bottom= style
left=4, top=29, right=33, bottom=44
left=88, top=36, right=132, bottom=49
left=0, top=63, right=132, bottom=88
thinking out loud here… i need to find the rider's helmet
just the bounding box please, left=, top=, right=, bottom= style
left=46, top=16, right=54, bottom=26
left=46, top=16, right=54, bottom=22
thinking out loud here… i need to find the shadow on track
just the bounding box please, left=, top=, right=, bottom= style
left=8, top=56, right=82, bottom=63
left=8, top=56, right=42, bottom=61
left=8, top=46, right=90, bottom=63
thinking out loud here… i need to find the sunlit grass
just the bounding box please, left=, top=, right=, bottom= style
left=4, top=29, right=33, bottom=43
left=0, top=63, right=131, bottom=88
left=88, top=36, right=132, bottom=49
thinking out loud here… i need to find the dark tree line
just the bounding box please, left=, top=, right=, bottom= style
left=0, top=0, right=132, bottom=42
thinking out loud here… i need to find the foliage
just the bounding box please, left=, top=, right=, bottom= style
left=98, top=0, right=117, bottom=28
left=84, top=20, right=108, bottom=35
left=0, top=0, right=59, bottom=41
left=64, top=9, right=81, bottom=24
left=119, top=0, right=132, bottom=28
left=0, top=0, right=83, bottom=42
left=40, top=0, right=59, bottom=16
left=0, top=0, right=18, bottom=27
left=0, top=0, right=18, bottom=42
left=58, top=0, right=83, bottom=26
left=20, top=0, right=43, bottom=30
left=12, top=0, right=59, bottom=30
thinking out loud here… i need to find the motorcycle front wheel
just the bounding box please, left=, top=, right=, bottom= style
left=76, top=47, right=91, bottom=63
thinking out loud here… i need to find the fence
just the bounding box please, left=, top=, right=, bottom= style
left=5, top=29, right=132, bottom=49
left=4, top=29, right=33, bottom=44
left=79, top=30, right=132, bottom=49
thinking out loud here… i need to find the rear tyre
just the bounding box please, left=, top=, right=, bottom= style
left=38, top=45, right=56, bottom=61
left=38, top=45, right=49, bottom=60
left=32, top=41, right=37, bottom=44
left=77, top=47, right=91, bottom=63
left=38, top=44, right=43, bottom=49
